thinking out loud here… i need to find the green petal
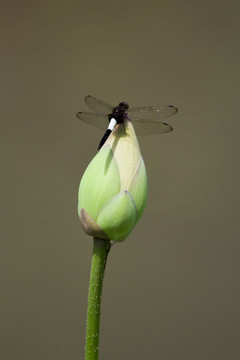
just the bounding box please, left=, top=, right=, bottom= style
left=128, top=158, right=148, bottom=222
left=96, top=190, right=137, bottom=242
left=78, top=146, right=121, bottom=220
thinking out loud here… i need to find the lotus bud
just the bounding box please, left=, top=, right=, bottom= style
left=78, top=120, right=147, bottom=242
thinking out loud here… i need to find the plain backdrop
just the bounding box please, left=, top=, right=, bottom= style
left=1, top=1, right=240, bottom=359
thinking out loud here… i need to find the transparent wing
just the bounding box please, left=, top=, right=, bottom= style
left=85, top=95, right=113, bottom=115
left=128, top=105, right=178, bottom=120
left=76, top=112, right=109, bottom=131
left=131, top=119, right=173, bottom=135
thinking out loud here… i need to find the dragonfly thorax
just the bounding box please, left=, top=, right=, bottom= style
left=108, top=102, right=129, bottom=124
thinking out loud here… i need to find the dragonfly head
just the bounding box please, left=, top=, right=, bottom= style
left=118, top=102, right=129, bottom=111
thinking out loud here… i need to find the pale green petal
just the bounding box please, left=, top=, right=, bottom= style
left=103, top=121, right=141, bottom=190
left=96, top=190, right=137, bottom=241
left=78, top=146, right=121, bottom=220
left=128, top=158, right=148, bottom=222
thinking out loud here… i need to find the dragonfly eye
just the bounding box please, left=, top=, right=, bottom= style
left=119, top=102, right=129, bottom=111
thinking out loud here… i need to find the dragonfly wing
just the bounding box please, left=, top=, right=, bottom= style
left=85, top=95, right=114, bottom=115
left=128, top=105, right=178, bottom=120
left=76, top=112, right=109, bottom=131
left=130, top=119, right=173, bottom=135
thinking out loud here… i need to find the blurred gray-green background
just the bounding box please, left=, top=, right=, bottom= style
left=1, top=1, right=240, bottom=359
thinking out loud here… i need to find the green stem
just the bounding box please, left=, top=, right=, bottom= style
left=85, top=237, right=111, bottom=360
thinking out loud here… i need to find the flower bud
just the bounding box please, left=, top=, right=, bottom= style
left=78, top=120, right=147, bottom=242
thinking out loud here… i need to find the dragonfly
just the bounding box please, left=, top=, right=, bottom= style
left=76, top=95, right=178, bottom=150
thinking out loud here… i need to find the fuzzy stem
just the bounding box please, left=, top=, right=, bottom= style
left=85, top=237, right=111, bottom=360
